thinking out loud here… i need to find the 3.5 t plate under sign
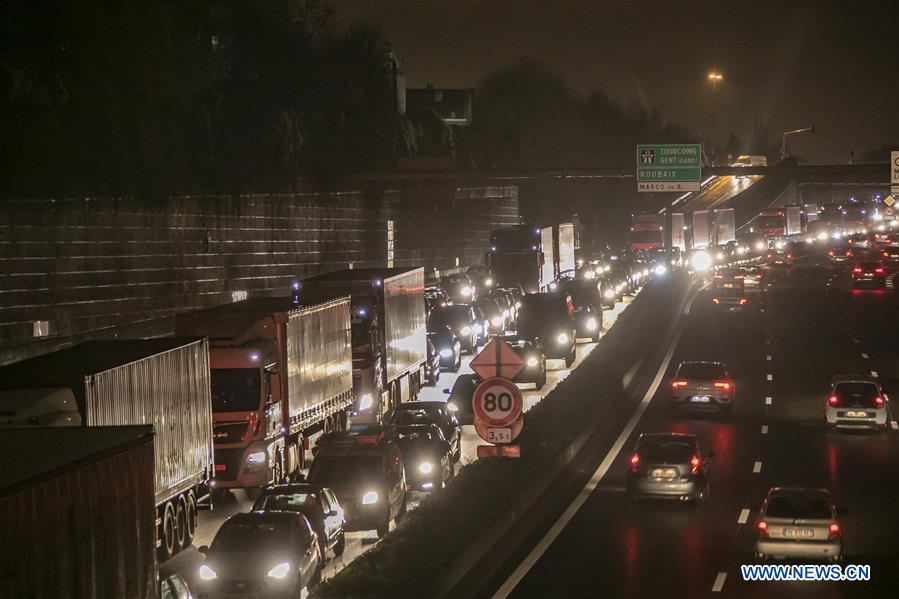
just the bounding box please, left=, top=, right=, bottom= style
left=487, top=428, right=512, bottom=443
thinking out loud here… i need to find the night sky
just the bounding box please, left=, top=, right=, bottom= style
left=334, top=0, right=898, bottom=163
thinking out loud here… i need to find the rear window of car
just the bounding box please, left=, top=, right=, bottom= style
left=638, top=441, right=695, bottom=463
left=765, top=494, right=832, bottom=519
left=677, top=363, right=726, bottom=379
left=213, top=519, right=292, bottom=551
left=254, top=493, right=317, bottom=513
left=834, top=382, right=879, bottom=405
left=308, top=456, right=383, bottom=488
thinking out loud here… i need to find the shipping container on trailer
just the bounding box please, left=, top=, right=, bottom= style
left=175, top=297, right=354, bottom=492
left=0, top=338, right=214, bottom=561
left=712, top=208, right=736, bottom=245
left=0, top=426, right=157, bottom=599
left=489, top=223, right=576, bottom=292
left=692, top=210, right=712, bottom=248
left=671, top=213, right=686, bottom=251
left=297, top=268, right=427, bottom=425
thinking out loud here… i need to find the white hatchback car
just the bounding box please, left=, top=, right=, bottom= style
left=756, top=487, right=844, bottom=562
left=825, top=375, right=889, bottom=430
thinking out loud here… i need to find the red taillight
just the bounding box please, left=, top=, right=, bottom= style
left=714, top=381, right=731, bottom=390
left=845, top=250, right=852, bottom=256
left=713, top=274, right=723, bottom=279
left=757, top=520, right=768, bottom=537
left=829, top=522, right=841, bottom=538
left=672, top=380, right=688, bottom=388
left=786, top=254, right=792, bottom=259
left=690, top=455, right=701, bottom=475
left=874, top=396, right=885, bottom=408
left=828, top=250, right=835, bottom=256
left=875, top=267, right=885, bottom=275
left=629, top=453, right=640, bottom=472
left=827, top=395, right=840, bottom=407
left=852, top=267, right=862, bottom=274
left=739, top=298, right=748, bottom=305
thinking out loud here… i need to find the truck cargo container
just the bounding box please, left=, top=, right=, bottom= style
left=175, top=296, right=354, bottom=495
left=671, top=212, right=686, bottom=251
left=785, top=205, right=803, bottom=236
left=296, top=268, right=427, bottom=425
left=488, top=223, right=576, bottom=293
left=0, top=338, right=214, bottom=560
left=712, top=208, right=736, bottom=245
left=0, top=426, right=157, bottom=599
left=692, top=210, right=712, bottom=248
left=628, top=213, right=666, bottom=250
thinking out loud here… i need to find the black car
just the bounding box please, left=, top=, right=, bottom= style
left=445, top=374, right=479, bottom=425
left=390, top=400, right=462, bottom=463
left=488, top=288, right=515, bottom=328
left=518, top=292, right=577, bottom=367
left=554, top=278, right=603, bottom=342
left=252, top=483, right=346, bottom=559
left=428, top=326, right=461, bottom=372
left=395, top=423, right=455, bottom=492
left=595, top=274, right=618, bottom=308
left=467, top=265, right=495, bottom=296
left=851, top=261, right=887, bottom=290
left=428, top=304, right=481, bottom=354
left=626, top=432, right=711, bottom=506
left=424, top=286, right=450, bottom=313
left=507, top=337, right=547, bottom=389
left=474, top=295, right=506, bottom=336
left=441, top=272, right=477, bottom=303
left=424, top=336, right=441, bottom=386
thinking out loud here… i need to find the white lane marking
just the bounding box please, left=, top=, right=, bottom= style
left=753, top=461, right=763, bottom=474
left=862, top=353, right=869, bottom=359
left=760, top=308, right=765, bottom=313
left=871, top=370, right=879, bottom=378
left=765, top=339, right=771, bottom=345
left=765, top=396, right=773, bottom=405
left=852, top=338, right=860, bottom=344
left=761, top=424, right=769, bottom=434
left=892, top=421, right=899, bottom=431
left=491, top=291, right=694, bottom=598
left=767, top=374, right=773, bottom=381
left=712, top=572, right=727, bottom=593
left=738, top=508, right=751, bottom=524
left=766, top=355, right=772, bottom=361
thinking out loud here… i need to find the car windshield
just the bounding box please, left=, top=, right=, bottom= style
left=254, top=493, right=318, bottom=514
left=210, top=368, right=260, bottom=413
left=765, top=494, right=832, bottom=519
left=393, top=407, right=443, bottom=426
left=397, top=427, right=439, bottom=442
left=308, top=456, right=382, bottom=488
left=213, top=519, right=291, bottom=552
left=638, top=440, right=694, bottom=464
left=834, top=382, right=879, bottom=405
left=678, top=363, right=726, bottom=379
left=443, top=274, right=470, bottom=285
left=429, top=307, right=469, bottom=328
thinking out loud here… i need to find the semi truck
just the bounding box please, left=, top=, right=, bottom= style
left=748, top=206, right=803, bottom=238
left=0, top=338, right=214, bottom=560
left=628, top=213, right=666, bottom=250
left=175, top=296, right=354, bottom=494
left=488, top=222, right=576, bottom=292
left=296, top=268, right=427, bottom=425
left=0, top=426, right=157, bottom=598
left=692, top=210, right=712, bottom=248
left=712, top=208, right=736, bottom=246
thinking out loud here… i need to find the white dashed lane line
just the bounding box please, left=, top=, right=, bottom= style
left=738, top=508, right=751, bottom=524
left=766, top=374, right=773, bottom=381
left=753, top=461, right=762, bottom=474
left=765, top=396, right=773, bottom=405
left=861, top=353, right=869, bottom=359
left=712, top=572, right=727, bottom=593
left=871, top=370, right=879, bottom=378
left=766, top=355, right=772, bottom=361
left=761, top=425, right=769, bottom=434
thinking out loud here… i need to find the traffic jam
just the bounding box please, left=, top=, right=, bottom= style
left=3, top=199, right=897, bottom=598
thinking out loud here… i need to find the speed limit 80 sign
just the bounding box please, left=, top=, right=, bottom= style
left=472, top=377, right=523, bottom=427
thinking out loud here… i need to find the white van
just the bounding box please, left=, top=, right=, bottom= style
left=732, top=155, right=768, bottom=167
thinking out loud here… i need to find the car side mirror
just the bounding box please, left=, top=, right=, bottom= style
left=198, top=545, right=209, bottom=555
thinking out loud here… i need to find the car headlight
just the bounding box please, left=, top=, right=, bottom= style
left=549, top=282, right=558, bottom=291
left=362, top=491, right=379, bottom=505
left=485, top=278, right=493, bottom=286
left=526, top=356, right=539, bottom=367
left=604, top=289, right=615, bottom=299
left=358, top=393, right=373, bottom=411
left=642, top=269, right=649, bottom=277
left=246, top=451, right=266, bottom=464
left=715, top=252, right=725, bottom=260
left=586, top=318, right=597, bottom=331
left=584, top=270, right=595, bottom=280
left=473, top=324, right=484, bottom=334
left=691, top=251, right=712, bottom=272
left=557, top=332, right=569, bottom=344
left=198, top=564, right=218, bottom=581
left=267, top=562, right=291, bottom=579
left=460, top=326, right=472, bottom=336
left=653, top=264, right=667, bottom=276
left=439, top=348, right=453, bottom=358
left=775, top=241, right=785, bottom=250
left=515, top=301, right=522, bottom=308
left=754, top=241, right=766, bottom=250
left=461, top=286, right=473, bottom=296
left=604, top=265, right=611, bottom=272
left=419, top=462, right=433, bottom=474
left=491, top=316, right=503, bottom=327
left=502, top=309, right=510, bottom=318
left=446, top=402, right=458, bottom=412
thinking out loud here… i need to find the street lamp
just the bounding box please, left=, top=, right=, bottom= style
left=707, top=72, right=723, bottom=90
left=781, top=125, right=815, bottom=161
left=707, top=72, right=724, bottom=164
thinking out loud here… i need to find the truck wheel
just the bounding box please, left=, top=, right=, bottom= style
left=160, top=502, right=177, bottom=560
left=184, top=492, right=197, bottom=545
left=174, top=498, right=188, bottom=550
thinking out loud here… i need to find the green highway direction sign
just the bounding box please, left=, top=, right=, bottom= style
left=636, top=144, right=702, bottom=192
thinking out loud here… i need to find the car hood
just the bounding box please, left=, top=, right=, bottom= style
left=205, top=551, right=296, bottom=581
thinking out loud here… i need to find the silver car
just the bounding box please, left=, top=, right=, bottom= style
left=755, top=487, right=843, bottom=562
left=625, top=432, right=712, bottom=505
left=825, top=375, right=889, bottom=430
left=670, top=361, right=735, bottom=415
left=196, top=511, right=322, bottom=598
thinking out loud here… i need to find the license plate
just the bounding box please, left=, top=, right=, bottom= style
left=783, top=527, right=814, bottom=538
left=487, top=428, right=512, bottom=443
left=650, top=468, right=677, bottom=479
left=846, top=411, right=868, bottom=418
left=691, top=396, right=711, bottom=403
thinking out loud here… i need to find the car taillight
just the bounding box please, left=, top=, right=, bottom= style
left=786, top=254, right=792, bottom=259
left=827, top=395, right=840, bottom=407
left=714, top=381, right=731, bottom=390
left=874, top=396, right=885, bottom=408
left=757, top=520, right=768, bottom=537
left=690, top=455, right=701, bottom=475
left=845, top=251, right=852, bottom=256
left=739, top=298, right=748, bottom=305
left=672, top=380, right=688, bottom=388
left=852, top=267, right=862, bottom=274
left=713, top=274, right=723, bottom=279
left=629, top=453, right=640, bottom=472
left=875, top=267, right=885, bottom=274
left=828, top=250, right=835, bottom=256
left=828, top=522, right=841, bottom=538
left=734, top=275, right=744, bottom=280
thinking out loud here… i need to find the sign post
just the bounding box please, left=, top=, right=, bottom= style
left=637, top=143, right=702, bottom=250
left=470, top=337, right=526, bottom=458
